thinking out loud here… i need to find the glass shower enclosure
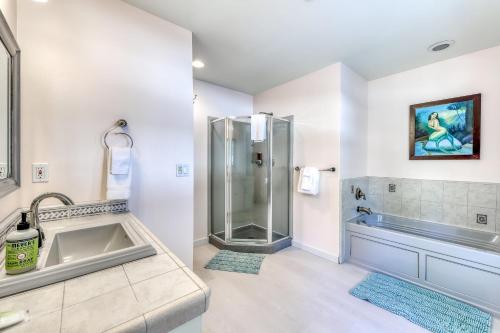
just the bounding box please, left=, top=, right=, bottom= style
left=208, top=115, right=293, bottom=253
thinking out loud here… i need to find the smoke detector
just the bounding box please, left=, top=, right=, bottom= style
left=428, top=40, right=455, bottom=52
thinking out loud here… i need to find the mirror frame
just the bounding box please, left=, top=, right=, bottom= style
left=0, top=9, right=20, bottom=198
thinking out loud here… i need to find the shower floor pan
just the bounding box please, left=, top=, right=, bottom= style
left=209, top=224, right=292, bottom=254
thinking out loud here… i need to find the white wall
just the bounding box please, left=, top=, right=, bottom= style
left=340, top=64, right=368, bottom=179
left=193, top=80, right=253, bottom=243
left=367, top=45, right=500, bottom=182
left=254, top=64, right=342, bottom=260
left=15, top=0, right=195, bottom=266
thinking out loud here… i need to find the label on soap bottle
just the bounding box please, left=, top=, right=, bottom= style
left=5, top=237, right=39, bottom=273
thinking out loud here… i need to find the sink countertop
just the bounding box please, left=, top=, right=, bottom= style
left=0, top=213, right=210, bottom=333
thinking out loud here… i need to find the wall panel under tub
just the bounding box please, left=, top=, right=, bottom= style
left=425, top=254, right=500, bottom=310
left=350, top=235, right=419, bottom=278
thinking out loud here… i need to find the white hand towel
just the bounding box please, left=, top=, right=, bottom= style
left=251, top=114, right=267, bottom=142
left=298, top=167, right=320, bottom=195
left=106, top=148, right=132, bottom=200
left=110, top=147, right=131, bottom=175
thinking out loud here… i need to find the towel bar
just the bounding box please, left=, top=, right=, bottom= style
left=294, top=166, right=336, bottom=172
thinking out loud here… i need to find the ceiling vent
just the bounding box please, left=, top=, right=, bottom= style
left=428, top=40, right=455, bottom=52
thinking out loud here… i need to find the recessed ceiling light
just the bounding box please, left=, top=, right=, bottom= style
left=32, top=0, right=49, bottom=3
left=428, top=40, right=455, bottom=52
left=192, top=60, right=205, bottom=69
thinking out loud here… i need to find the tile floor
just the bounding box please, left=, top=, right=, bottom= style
left=194, top=244, right=500, bottom=333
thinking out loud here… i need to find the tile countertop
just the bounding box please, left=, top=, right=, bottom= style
left=0, top=213, right=210, bottom=333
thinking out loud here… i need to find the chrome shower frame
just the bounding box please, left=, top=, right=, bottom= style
left=207, top=115, right=294, bottom=253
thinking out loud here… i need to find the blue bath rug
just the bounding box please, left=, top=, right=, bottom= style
left=205, top=250, right=265, bottom=274
left=350, top=273, right=492, bottom=333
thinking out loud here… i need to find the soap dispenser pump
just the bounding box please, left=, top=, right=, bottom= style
left=5, top=212, right=39, bottom=275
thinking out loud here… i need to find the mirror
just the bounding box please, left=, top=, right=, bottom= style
left=0, top=10, right=20, bottom=198
left=0, top=44, right=10, bottom=179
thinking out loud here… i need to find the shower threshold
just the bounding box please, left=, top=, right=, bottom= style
left=209, top=224, right=292, bottom=254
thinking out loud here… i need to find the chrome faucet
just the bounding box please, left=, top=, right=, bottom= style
left=29, top=192, right=74, bottom=247
left=357, top=206, right=372, bottom=215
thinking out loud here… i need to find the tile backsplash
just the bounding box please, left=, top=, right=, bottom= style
left=342, top=176, right=500, bottom=234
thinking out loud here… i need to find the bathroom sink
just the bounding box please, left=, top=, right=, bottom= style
left=45, top=223, right=134, bottom=267
left=0, top=215, right=157, bottom=297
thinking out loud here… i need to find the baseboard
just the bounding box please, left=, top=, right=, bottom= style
left=193, top=237, right=209, bottom=247
left=292, top=240, right=339, bottom=263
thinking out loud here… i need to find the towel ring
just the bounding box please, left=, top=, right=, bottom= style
left=104, top=131, right=134, bottom=149
left=103, top=119, right=134, bottom=149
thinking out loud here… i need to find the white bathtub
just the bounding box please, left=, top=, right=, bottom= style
left=344, top=213, right=500, bottom=316
left=352, top=213, right=500, bottom=253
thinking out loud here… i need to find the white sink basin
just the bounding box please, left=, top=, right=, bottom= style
left=46, top=223, right=134, bottom=267
left=0, top=215, right=156, bottom=297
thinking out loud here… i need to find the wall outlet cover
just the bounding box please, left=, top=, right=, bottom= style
left=476, top=214, right=487, bottom=225
left=32, top=163, right=49, bottom=183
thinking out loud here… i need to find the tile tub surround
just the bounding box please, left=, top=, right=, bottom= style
left=0, top=213, right=210, bottom=333
left=342, top=177, right=500, bottom=234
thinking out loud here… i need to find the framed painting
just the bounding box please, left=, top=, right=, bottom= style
left=409, top=94, right=481, bottom=160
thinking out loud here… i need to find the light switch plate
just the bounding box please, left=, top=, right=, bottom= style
left=32, top=163, right=49, bottom=183
left=176, top=164, right=190, bottom=177
left=0, top=163, right=7, bottom=179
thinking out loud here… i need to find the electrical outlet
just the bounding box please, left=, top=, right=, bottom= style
left=32, top=163, right=49, bottom=183
left=388, top=184, right=396, bottom=192
left=476, top=214, right=487, bottom=225
left=0, top=163, right=7, bottom=179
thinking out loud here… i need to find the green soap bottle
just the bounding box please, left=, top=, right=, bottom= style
left=5, top=212, right=39, bottom=275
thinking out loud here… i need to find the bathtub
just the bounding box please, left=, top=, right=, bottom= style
left=352, top=213, right=500, bottom=253
left=344, top=213, right=500, bottom=316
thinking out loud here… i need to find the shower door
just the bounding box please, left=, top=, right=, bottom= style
left=227, top=117, right=270, bottom=244
left=209, top=116, right=292, bottom=245
left=271, top=117, right=291, bottom=241
left=209, top=118, right=228, bottom=241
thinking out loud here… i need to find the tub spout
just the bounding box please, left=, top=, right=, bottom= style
left=357, top=206, right=372, bottom=215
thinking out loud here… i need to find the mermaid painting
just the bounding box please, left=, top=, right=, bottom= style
left=424, top=112, right=462, bottom=153
left=409, top=94, right=481, bottom=160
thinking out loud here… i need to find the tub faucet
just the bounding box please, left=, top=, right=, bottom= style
left=29, top=192, right=74, bottom=248
left=355, top=187, right=366, bottom=200
left=357, top=206, right=372, bottom=215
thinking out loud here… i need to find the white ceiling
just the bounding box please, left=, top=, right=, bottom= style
left=124, top=0, right=500, bottom=95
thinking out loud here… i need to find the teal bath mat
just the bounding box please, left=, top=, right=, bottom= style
left=205, top=250, right=265, bottom=274
left=350, top=273, right=492, bottom=333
